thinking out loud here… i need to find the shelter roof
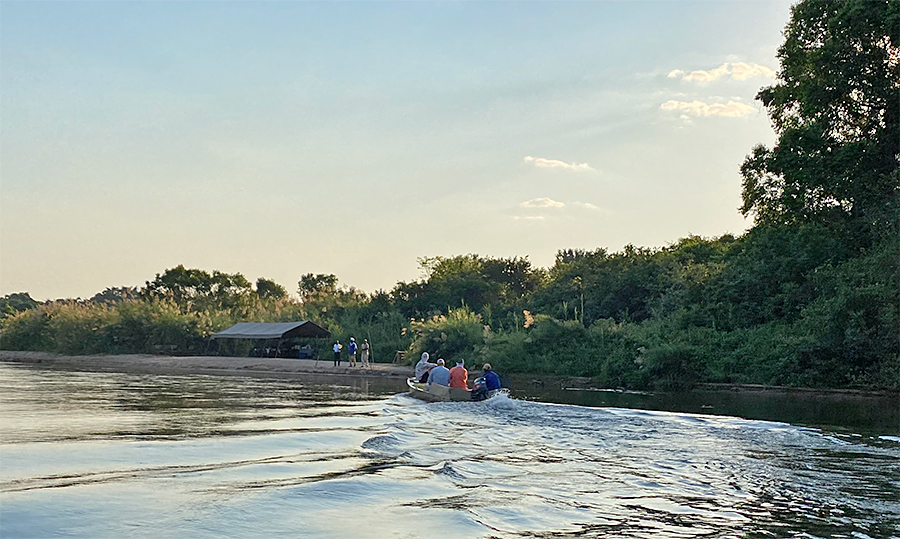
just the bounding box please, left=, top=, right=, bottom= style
left=210, top=321, right=330, bottom=340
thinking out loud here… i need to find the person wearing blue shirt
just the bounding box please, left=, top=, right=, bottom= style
left=426, top=359, right=451, bottom=387
left=481, top=363, right=501, bottom=390
left=348, top=337, right=358, bottom=367
left=472, top=363, right=502, bottom=400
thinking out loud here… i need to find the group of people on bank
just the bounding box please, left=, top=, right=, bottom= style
left=332, top=337, right=370, bottom=368
left=413, top=352, right=502, bottom=400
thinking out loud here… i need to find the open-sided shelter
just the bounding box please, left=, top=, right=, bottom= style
left=208, top=321, right=331, bottom=358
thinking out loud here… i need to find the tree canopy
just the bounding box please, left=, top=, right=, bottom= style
left=740, top=0, right=900, bottom=245
left=142, top=265, right=252, bottom=311
left=298, top=273, right=339, bottom=301
left=255, top=278, right=287, bottom=300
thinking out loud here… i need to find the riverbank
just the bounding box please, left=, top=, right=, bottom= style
left=3, top=350, right=896, bottom=398
left=0, top=351, right=413, bottom=380
left=3, top=351, right=897, bottom=433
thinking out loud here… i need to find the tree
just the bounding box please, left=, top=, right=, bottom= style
left=255, top=277, right=287, bottom=300
left=421, top=255, right=498, bottom=314
left=141, top=265, right=252, bottom=311
left=740, top=0, right=900, bottom=245
left=142, top=265, right=213, bottom=305
left=298, top=273, right=338, bottom=301
left=1, top=292, right=38, bottom=318
left=90, top=287, right=137, bottom=305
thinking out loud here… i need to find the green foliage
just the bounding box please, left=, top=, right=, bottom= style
left=477, top=315, right=645, bottom=387
left=44, top=302, right=119, bottom=354
left=108, top=299, right=213, bottom=355
left=1, top=292, right=39, bottom=319
left=407, top=307, right=486, bottom=364
left=393, top=255, right=544, bottom=327
left=90, top=287, right=137, bottom=305
left=700, top=224, right=850, bottom=329
left=142, top=265, right=253, bottom=313
left=0, top=299, right=215, bottom=355
left=255, top=278, right=287, bottom=300
left=740, top=0, right=900, bottom=245
left=298, top=273, right=338, bottom=301
left=791, top=238, right=900, bottom=388
left=535, top=237, right=736, bottom=326
left=1, top=308, right=51, bottom=350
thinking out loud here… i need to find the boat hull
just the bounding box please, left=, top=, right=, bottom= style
left=406, top=378, right=508, bottom=402
left=407, top=378, right=472, bottom=401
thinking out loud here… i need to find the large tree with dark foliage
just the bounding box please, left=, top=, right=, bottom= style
left=142, top=265, right=252, bottom=311
left=740, top=0, right=899, bottom=246
left=1, top=292, right=38, bottom=318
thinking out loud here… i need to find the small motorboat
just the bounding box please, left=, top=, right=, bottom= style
left=406, top=378, right=508, bottom=402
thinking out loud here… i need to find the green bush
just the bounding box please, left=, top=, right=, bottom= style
left=0, top=308, right=52, bottom=350
left=407, top=307, right=486, bottom=364
left=45, top=302, right=118, bottom=355
left=642, top=343, right=706, bottom=390
left=475, top=315, right=648, bottom=388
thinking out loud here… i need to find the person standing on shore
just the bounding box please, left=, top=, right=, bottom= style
left=333, top=341, right=342, bottom=367
left=360, top=339, right=370, bottom=368
left=348, top=337, right=358, bottom=367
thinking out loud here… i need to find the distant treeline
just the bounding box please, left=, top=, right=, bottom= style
left=2, top=0, right=898, bottom=391
left=2, top=225, right=897, bottom=390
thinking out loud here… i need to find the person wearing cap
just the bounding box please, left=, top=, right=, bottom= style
left=449, top=359, right=469, bottom=389
left=481, top=363, right=502, bottom=390
left=426, top=358, right=451, bottom=387
left=472, top=363, right=502, bottom=400
left=360, top=339, right=370, bottom=368
left=348, top=337, right=358, bottom=367
left=414, top=352, right=435, bottom=383
left=333, top=341, right=342, bottom=367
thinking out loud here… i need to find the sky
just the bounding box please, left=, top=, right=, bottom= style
left=1, top=0, right=794, bottom=301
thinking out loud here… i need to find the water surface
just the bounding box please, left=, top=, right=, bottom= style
left=1, top=363, right=898, bottom=538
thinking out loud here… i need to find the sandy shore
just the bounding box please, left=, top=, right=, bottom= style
left=3, top=351, right=894, bottom=397
left=0, top=350, right=414, bottom=380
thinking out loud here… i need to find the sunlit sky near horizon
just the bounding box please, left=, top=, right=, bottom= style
left=1, top=1, right=793, bottom=301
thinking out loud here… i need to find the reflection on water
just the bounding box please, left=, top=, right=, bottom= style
left=510, top=376, right=900, bottom=436
left=1, top=363, right=898, bottom=539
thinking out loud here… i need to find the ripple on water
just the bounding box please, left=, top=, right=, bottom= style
left=1, top=364, right=898, bottom=539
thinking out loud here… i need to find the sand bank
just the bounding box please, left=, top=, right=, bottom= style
left=0, top=350, right=413, bottom=380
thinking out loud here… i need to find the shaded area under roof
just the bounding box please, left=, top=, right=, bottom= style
left=210, top=321, right=331, bottom=340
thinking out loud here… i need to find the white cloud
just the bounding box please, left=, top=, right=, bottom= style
left=730, top=62, right=776, bottom=80
left=667, top=62, right=775, bottom=84
left=660, top=99, right=755, bottom=118
left=570, top=201, right=599, bottom=210
left=520, top=197, right=565, bottom=209
left=524, top=155, right=595, bottom=172
left=513, top=199, right=605, bottom=223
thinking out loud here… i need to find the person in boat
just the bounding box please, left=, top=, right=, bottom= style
left=414, top=352, right=436, bottom=383
left=449, top=359, right=469, bottom=390
left=472, top=363, right=502, bottom=400
left=426, top=358, right=451, bottom=387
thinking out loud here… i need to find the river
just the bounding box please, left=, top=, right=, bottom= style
left=1, top=363, right=898, bottom=538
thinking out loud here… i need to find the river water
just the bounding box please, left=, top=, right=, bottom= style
left=1, top=363, right=898, bottom=538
